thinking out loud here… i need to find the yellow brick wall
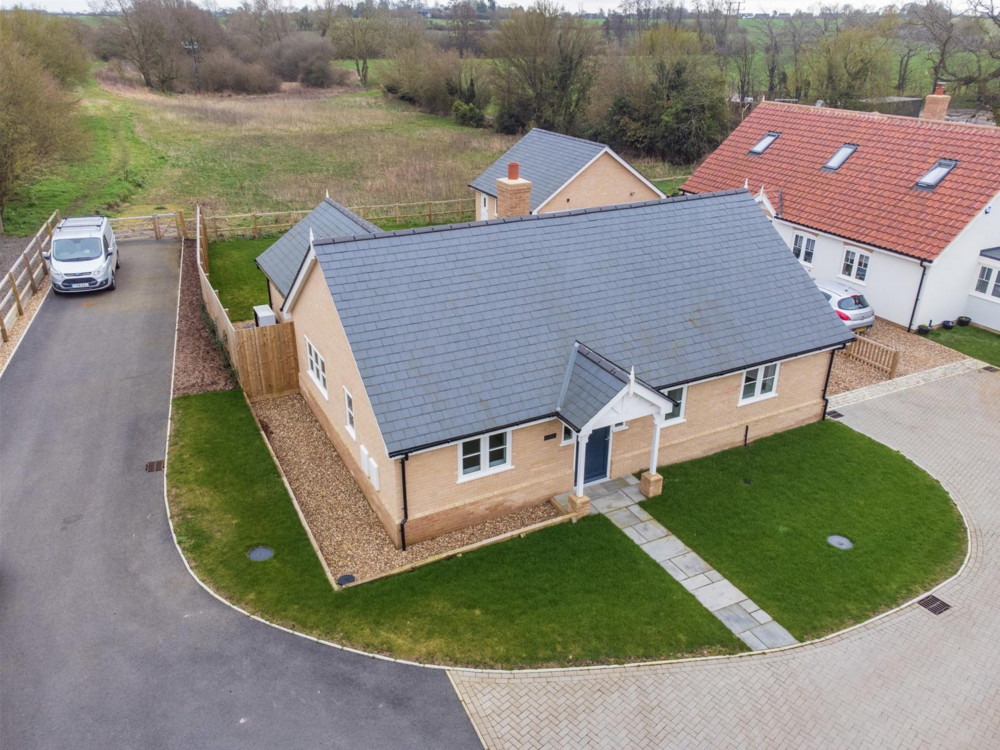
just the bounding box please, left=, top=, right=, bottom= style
left=540, top=152, right=660, bottom=214
left=611, top=351, right=831, bottom=476
left=403, top=419, right=574, bottom=543
left=285, top=262, right=402, bottom=546
left=268, top=280, right=288, bottom=322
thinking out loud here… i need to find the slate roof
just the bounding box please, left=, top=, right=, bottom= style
left=557, top=345, right=629, bottom=431
left=469, top=129, right=609, bottom=212
left=310, top=190, right=853, bottom=456
left=682, top=102, right=1000, bottom=261
left=255, top=198, right=378, bottom=297
left=982, top=247, right=1000, bottom=261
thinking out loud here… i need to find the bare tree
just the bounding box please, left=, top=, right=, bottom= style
left=448, top=1, right=482, bottom=58
left=330, top=1, right=389, bottom=86
left=913, top=0, right=957, bottom=91
left=761, top=15, right=783, bottom=97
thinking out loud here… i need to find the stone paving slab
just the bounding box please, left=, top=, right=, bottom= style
left=640, top=535, right=687, bottom=562
left=692, top=580, right=746, bottom=611
left=450, top=370, right=1000, bottom=750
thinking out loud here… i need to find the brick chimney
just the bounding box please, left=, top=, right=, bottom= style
left=496, top=162, right=532, bottom=218
left=922, top=83, right=951, bottom=121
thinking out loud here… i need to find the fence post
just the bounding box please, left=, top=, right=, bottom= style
left=22, top=251, right=37, bottom=293
left=888, top=350, right=899, bottom=379
left=176, top=210, right=186, bottom=240
left=252, top=213, right=259, bottom=239
left=36, top=239, right=48, bottom=276
left=152, top=214, right=162, bottom=240
left=8, top=272, right=23, bottom=316
left=0, top=314, right=8, bottom=342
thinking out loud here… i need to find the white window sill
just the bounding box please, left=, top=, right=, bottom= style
left=659, top=417, right=687, bottom=429
left=739, top=391, right=778, bottom=407
left=970, top=291, right=1000, bottom=304
left=838, top=274, right=867, bottom=286
left=457, top=463, right=514, bottom=484
left=560, top=439, right=575, bottom=447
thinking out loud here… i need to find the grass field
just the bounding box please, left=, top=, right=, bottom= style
left=642, top=420, right=965, bottom=642
left=168, top=389, right=744, bottom=668
left=928, top=325, right=1000, bottom=367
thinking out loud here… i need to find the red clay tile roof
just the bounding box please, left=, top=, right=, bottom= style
left=682, top=102, right=1000, bottom=261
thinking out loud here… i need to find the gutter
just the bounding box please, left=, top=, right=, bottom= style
left=399, top=453, right=409, bottom=551
left=906, top=261, right=930, bottom=333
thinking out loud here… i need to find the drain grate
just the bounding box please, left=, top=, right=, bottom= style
left=145, top=460, right=164, bottom=473
left=983, top=365, right=999, bottom=373
left=918, top=595, right=951, bottom=615
left=826, top=410, right=844, bottom=420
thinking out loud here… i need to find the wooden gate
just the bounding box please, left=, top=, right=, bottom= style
left=232, top=323, right=299, bottom=400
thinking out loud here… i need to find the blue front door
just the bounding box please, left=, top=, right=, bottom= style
left=583, top=426, right=611, bottom=484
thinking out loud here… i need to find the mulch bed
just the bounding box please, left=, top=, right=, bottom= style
left=253, top=393, right=563, bottom=583
left=827, top=320, right=967, bottom=395
left=172, top=239, right=235, bottom=396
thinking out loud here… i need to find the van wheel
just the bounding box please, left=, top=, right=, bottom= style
left=116, top=257, right=120, bottom=270
left=109, top=272, right=116, bottom=291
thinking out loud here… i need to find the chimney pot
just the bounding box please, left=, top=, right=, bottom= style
left=508, top=162, right=519, bottom=180
left=934, top=82, right=946, bottom=95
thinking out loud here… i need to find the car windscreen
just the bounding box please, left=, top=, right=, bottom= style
left=838, top=294, right=869, bottom=311
left=51, top=237, right=104, bottom=262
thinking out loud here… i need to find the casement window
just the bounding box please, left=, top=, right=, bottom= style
left=660, top=386, right=687, bottom=426
left=974, top=265, right=1000, bottom=299
left=792, top=233, right=815, bottom=264
left=740, top=363, right=779, bottom=404
left=305, top=337, right=327, bottom=397
left=458, top=430, right=511, bottom=480
left=841, top=248, right=870, bottom=282
left=344, top=388, right=356, bottom=439
left=561, top=424, right=575, bottom=445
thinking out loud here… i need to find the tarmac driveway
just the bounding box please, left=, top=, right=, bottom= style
left=0, top=240, right=479, bottom=750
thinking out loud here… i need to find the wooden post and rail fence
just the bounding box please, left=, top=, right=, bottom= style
left=839, top=335, right=900, bottom=378
left=195, top=205, right=298, bottom=400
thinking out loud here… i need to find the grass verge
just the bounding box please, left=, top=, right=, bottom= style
left=207, top=238, right=274, bottom=321
left=927, top=325, right=1000, bottom=367
left=642, top=420, right=965, bottom=642
left=168, top=389, right=745, bottom=668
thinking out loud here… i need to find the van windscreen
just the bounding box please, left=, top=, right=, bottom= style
left=52, top=237, right=103, bottom=262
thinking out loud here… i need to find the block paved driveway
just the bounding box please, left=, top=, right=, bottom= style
left=450, top=368, right=1000, bottom=749
left=0, top=241, right=479, bottom=750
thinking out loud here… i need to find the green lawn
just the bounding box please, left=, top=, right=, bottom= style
left=928, top=325, right=1000, bottom=367
left=642, top=420, right=965, bottom=642
left=168, top=389, right=745, bottom=668
left=653, top=176, right=688, bottom=196
left=208, top=238, right=274, bottom=322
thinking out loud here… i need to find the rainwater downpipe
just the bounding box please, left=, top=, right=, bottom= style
left=399, top=454, right=409, bottom=551
left=821, top=346, right=843, bottom=419
left=907, top=261, right=929, bottom=333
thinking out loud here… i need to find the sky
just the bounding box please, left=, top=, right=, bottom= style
left=3, top=0, right=837, bottom=17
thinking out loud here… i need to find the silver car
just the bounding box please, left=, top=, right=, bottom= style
left=44, top=217, right=119, bottom=293
left=816, top=281, right=876, bottom=332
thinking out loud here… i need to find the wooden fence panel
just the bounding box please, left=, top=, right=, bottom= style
left=0, top=210, right=59, bottom=343
left=233, top=322, right=299, bottom=400
left=841, top=336, right=900, bottom=378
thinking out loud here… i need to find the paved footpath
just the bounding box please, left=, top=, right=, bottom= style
left=451, top=367, right=1000, bottom=749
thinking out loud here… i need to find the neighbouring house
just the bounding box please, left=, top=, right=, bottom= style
left=682, top=88, right=1000, bottom=333
left=274, top=189, right=852, bottom=548
left=469, top=128, right=664, bottom=220
left=255, top=196, right=378, bottom=322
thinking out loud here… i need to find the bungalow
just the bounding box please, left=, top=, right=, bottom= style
left=274, top=189, right=852, bottom=548
left=469, top=128, right=664, bottom=220
left=682, top=91, right=1000, bottom=332
left=255, top=196, right=379, bottom=322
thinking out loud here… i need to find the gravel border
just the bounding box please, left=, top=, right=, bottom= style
left=0, top=277, right=50, bottom=375
left=827, top=320, right=967, bottom=395
left=252, top=393, right=562, bottom=583
left=173, top=239, right=236, bottom=396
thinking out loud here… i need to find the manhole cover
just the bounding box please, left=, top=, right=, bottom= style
left=336, top=574, right=356, bottom=586
left=827, top=535, right=853, bottom=550
left=248, top=546, right=273, bottom=561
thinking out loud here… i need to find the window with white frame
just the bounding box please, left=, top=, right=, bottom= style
left=305, top=337, right=327, bottom=396
left=344, top=388, right=356, bottom=438
left=974, top=264, right=1000, bottom=299
left=660, top=386, right=687, bottom=425
left=792, top=233, right=815, bottom=264
left=561, top=424, right=575, bottom=445
left=459, top=430, right=511, bottom=479
left=841, top=248, right=870, bottom=282
left=740, top=363, right=779, bottom=404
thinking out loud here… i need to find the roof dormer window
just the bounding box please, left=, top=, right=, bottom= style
left=823, top=144, right=858, bottom=171
left=916, top=159, right=958, bottom=189
left=749, top=132, right=780, bottom=155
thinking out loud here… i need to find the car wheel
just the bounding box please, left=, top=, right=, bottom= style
left=109, top=271, right=116, bottom=291
left=116, top=256, right=120, bottom=270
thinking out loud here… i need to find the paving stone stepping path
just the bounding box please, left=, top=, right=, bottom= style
left=557, top=477, right=797, bottom=651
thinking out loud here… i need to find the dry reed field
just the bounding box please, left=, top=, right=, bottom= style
left=109, top=82, right=519, bottom=214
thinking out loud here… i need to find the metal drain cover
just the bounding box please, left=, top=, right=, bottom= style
left=827, top=535, right=853, bottom=550
left=248, top=546, right=273, bottom=561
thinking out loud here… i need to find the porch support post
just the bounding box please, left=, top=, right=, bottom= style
left=569, top=431, right=591, bottom=517
left=640, top=415, right=664, bottom=499
left=648, top=420, right=661, bottom=475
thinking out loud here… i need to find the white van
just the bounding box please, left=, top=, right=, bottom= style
left=44, top=217, right=119, bottom=293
